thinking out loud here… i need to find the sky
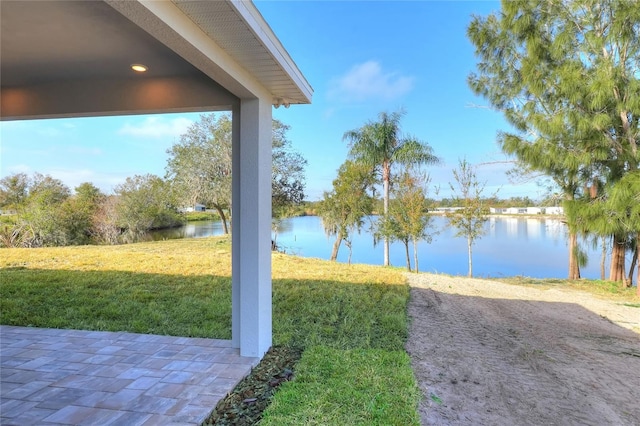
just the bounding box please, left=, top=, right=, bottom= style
left=0, top=1, right=546, bottom=202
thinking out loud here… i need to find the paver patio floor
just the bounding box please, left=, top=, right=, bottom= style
left=0, top=325, right=259, bottom=425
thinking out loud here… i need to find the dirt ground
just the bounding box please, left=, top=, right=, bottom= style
left=405, top=273, right=640, bottom=426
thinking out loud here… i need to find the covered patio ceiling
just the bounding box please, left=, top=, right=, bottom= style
left=1, top=0, right=312, bottom=119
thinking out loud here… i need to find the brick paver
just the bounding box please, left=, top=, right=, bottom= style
left=0, top=326, right=259, bottom=425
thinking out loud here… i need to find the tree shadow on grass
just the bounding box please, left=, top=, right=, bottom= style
left=0, top=266, right=415, bottom=425
left=0, top=268, right=409, bottom=352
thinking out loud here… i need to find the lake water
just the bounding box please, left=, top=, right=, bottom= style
left=152, top=215, right=611, bottom=279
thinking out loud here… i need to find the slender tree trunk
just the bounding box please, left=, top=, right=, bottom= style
left=330, top=231, right=343, bottom=261
left=382, top=160, right=390, bottom=266
left=568, top=231, right=581, bottom=280
left=213, top=205, right=229, bottom=234
left=600, top=235, right=607, bottom=280
left=609, top=234, right=626, bottom=283
left=626, top=243, right=637, bottom=288
left=413, top=237, right=419, bottom=273
left=346, top=240, right=353, bottom=265
left=404, top=240, right=411, bottom=272
left=271, top=219, right=280, bottom=251
left=637, top=239, right=640, bottom=296
left=467, top=236, right=473, bottom=278
left=637, top=233, right=640, bottom=296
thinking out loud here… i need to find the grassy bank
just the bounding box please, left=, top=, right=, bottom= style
left=184, top=211, right=221, bottom=222
left=497, top=276, right=640, bottom=302
left=0, top=238, right=420, bottom=425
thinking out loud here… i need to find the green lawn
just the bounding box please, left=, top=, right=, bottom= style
left=0, top=237, right=420, bottom=425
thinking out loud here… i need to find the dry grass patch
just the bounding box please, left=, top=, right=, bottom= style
left=497, top=276, right=640, bottom=303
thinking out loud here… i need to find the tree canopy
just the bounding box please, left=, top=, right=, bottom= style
left=166, top=114, right=233, bottom=232
left=446, top=159, right=491, bottom=278
left=318, top=160, right=376, bottom=263
left=468, top=0, right=640, bottom=283
left=343, top=110, right=440, bottom=266
left=166, top=113, right=307, bottom=233
left=0, top=173, right=30, bottom=211
left=114, top=174, right=183, bottom=241
left=377, top=170, right=435, bottom=272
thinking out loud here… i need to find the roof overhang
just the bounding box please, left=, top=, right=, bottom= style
left=0, top=0, right=313, bottom=120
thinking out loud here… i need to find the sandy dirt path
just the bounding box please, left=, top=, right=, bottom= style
left=405, top=273, right=640, bottom=426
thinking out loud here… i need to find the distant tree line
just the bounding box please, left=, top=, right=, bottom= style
left=0, top=172, right=183, bottom=247
left=0, top=114, right=307, bottom=248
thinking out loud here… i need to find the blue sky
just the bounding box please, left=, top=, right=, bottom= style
left=0, top=1, right=544, bottom=201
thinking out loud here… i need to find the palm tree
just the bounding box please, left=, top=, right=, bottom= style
left=343, top=110, right=440, bottom=266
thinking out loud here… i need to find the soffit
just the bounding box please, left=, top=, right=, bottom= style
left=172, top=0, right=312, bottom=105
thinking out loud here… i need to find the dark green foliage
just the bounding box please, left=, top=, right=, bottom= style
left=467, top=0, right=640, bottom=281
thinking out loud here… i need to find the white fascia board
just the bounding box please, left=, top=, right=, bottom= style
left=230, top=1, right=313, bottom=104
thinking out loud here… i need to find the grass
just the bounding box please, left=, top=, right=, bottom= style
left=0, top=237, right=419, bottom=425
left=261, top=347, right=420, bottom=425
left=496, top=275, right=640, bottom=303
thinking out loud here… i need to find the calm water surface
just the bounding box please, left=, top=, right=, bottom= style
left=153, top=215, right=607, bottom=279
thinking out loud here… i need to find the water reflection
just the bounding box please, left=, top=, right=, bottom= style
left=149, top=221, right=225, bottom=241
left=150, top=216, right=609, bottom=279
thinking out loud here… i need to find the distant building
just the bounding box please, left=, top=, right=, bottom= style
left=434, top=207, right=463, bottom=213
left=439, top=206, right=563, bottom=215
left=180, top=204, right=206, bottom=213
left=490, top=207, right=560, bottom=215
left=545, top=206, right=564, bottom=215
left=526, top=207, right=543, bottom=215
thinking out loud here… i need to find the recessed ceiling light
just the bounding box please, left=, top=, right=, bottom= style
left=131, top=64, right=148, bottom=72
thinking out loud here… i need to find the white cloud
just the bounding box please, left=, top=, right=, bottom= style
left=328, top=61, right=414, bottom=103
left=118, top=117, right=193, bottom=138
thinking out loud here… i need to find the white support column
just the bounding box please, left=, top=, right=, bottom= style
left=231, top=97, right=273, bottom=358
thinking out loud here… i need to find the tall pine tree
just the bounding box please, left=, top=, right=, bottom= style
left=468, top=0, right=640, bottom=281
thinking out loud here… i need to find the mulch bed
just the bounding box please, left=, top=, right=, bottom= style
left=203, top=346, right=301, bottom=425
